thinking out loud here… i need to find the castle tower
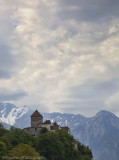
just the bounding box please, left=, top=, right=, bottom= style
left=31, top=110, right=43, bottom=127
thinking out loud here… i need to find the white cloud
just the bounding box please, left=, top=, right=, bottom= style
left=0, top=0, right=119, bottom=116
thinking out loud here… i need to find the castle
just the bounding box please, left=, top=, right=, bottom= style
left=23, top=110, right=70, bottom=136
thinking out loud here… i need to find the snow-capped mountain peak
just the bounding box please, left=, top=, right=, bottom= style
left=1, top=103, right=119, bottom=160
left=0, top=103, right=29, bottom=125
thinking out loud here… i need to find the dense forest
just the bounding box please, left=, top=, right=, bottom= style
left=0, top=123, right=93, bottom=160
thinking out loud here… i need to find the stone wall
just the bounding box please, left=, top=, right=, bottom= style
left=24, top=127, right=42, bottom=136
left=31, top=117, right=43, bottom=127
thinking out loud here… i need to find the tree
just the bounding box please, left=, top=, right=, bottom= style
left=37, top=130, right=79, bottom=160
left=0, top=141, right=7, bottom=160
left=9, top=143, right=43, bottom=160
left=0, top=123, right=7, bottom=138
left=0, top=125, right=93, bottom=160
left=0, top=123, right=3, bottom=129
left=38, top=131, right=65, bottom=160
left=37, top=129, right=93, bottom=160
left=78, top=142, right=93, bottom=160
left=56, top=130, right=75, bottom=160
left=40, top=127, right=48, bottom=134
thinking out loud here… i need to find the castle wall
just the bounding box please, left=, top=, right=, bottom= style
left=31, top=117, right=43, bottom=127
left=24, top=127, right=42, bottom=136
left=42, top=124, right=51, bottom=130
left=50, top=124, right=61, bottom=131
left=23, top=110, right=70, bottom=137
left=61, top=127, right=70, bottom=133
left=73, top=140, right=78, bottom=150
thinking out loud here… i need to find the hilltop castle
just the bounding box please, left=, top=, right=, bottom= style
left=23, top=110, right=70, bottom=136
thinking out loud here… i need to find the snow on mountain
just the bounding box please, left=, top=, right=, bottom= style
left=1, top=122, right=11, bottom=130
left=42, top=112, right=86, bottom=131
left=0, top=102, right=29, bottom=125
left=71, top=110, right=119, bottom=160
left=1, top=102, right=119, bottom=160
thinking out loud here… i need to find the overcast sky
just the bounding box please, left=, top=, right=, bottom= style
left=0, top=0, right=119, bottom=116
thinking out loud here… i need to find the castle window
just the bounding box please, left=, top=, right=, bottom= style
left=27, top=128, right=29, bottom=131
left=35, top=128, right=37, bottom=131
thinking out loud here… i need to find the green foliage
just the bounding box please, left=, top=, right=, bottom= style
left=0, top=123, right=3, bottom=129
left=56, top=130, right=75, bottom=159
left=9, top=143, right=39, bottom=160
left=0, top=123, right=93, bottom=160
left=40, top=127, right=48, bottom=134
left=37, top=129, right=93, bottom=160
left=0, top=141, right=7, bottom=160
left=77, top=142, right=93, bottom=160
left=0, top=124, right=8, bottom=138
left=38, top=131, right=65, bottom=160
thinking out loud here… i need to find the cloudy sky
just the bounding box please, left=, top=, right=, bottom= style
left=0, top=0, right=119, bottom=116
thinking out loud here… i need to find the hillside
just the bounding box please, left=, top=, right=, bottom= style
left=0, top=124, right=92, bottom=160
left=0, top=102, right=119, bottom=160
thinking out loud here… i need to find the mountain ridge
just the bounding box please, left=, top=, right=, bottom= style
left=0, top=102, right=119, bottom=160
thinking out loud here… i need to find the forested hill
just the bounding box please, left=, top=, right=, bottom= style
left=0, top=123, right=93, bottom=160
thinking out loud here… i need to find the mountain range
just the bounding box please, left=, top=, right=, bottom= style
left=0, top=102, right=119, bottom=160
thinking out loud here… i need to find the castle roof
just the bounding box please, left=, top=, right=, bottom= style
left=43, top=120, right=51, bottom=124
left=31, top=110, right=43, bottom=117
left=53, top=122, right=58, bottom=126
